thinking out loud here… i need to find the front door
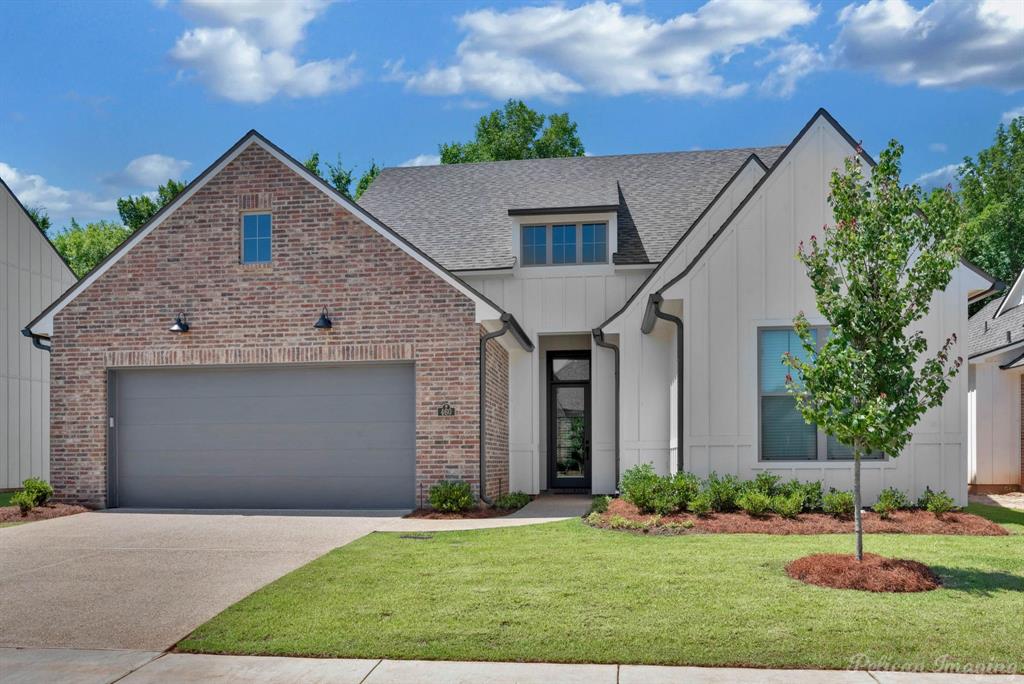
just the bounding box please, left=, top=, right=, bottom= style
left=547, top=351, right=591, bottom=490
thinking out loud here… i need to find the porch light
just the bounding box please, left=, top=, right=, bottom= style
left=169, top=312, right=189, bottom=333
left=314, top=306, right=333, bottom=329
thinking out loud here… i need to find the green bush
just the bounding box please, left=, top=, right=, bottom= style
left=494, top=491, right=530, bottom=510
left=749, top=472, right=782, bottom=497
left=704, top=472, right=742, bottom=512
left=428, top=480, right=474, bottom=512
left=620, top=465, right=699, bottom=514
left=10, top=490, right=35, bottom=515
left=823, top=489, right=855, bottom=519
left=736, top=490, right=772, bottom=517
left=779, top=479, right=824, bottom=512
left=620, top=464, right=662, bottom=512
left=687, top=492, right=713, bottom=516
left=21, top=477, right=53, bottom=507
left=872, top=487, right=910, bottom=519
left=771, top=492, right=804, bottom=519
left=667, top=472, right=701, bottom=510
left=922, top=489, right=956, bottom=516
left=589, top=495, right=611, bottom=514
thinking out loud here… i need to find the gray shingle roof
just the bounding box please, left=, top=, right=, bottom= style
left=968, top=297, right=1024, bottom=358
left=359, top=146, right=786, bottom=271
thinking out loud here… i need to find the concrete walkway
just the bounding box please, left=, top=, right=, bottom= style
left=3, top=649, right=1020, bottom=684
left=969, top=492, right=1024, bottom=510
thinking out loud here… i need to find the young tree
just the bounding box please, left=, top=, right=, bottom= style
left=26, top=206, right=51, bottom=233
left=440, top=99, right=585, bottom=164
left=354, top=161, right=380, bottom=200
left=51, top=219, right=131, bottom=277
left=117, top=179, right=187, bottom=232
left=783, top=141, right=965, bottom=561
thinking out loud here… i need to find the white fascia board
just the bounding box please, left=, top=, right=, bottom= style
left=28, top=133, right=502, bottom=337
left=995, top=267, right=1024, bottom=317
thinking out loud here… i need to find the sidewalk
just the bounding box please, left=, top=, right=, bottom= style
left=2, top=649, right=1020, bottom=684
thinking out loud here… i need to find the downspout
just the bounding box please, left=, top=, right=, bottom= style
left=641, top=294, right=684, bottom=473
left=479, top=313, right=534, bottom=505
left=592, top=328, right=620, bottom=492
left=21, top=328, right=51, bottom=353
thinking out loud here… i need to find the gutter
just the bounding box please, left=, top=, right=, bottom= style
left=591, top=328, right=620, bottom=491
left=21, top=328, right=51, bottom=353
left=479, top=313, right=534, bottom=505
left=641, top=294, right=684, bottom=472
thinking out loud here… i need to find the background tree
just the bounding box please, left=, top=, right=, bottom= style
left=26, top=206, right=51, bottom=233
left=51, top=219, right=131, bottom=277
left=116, top=179, right=187, bottom=231
left=303, top=152, right=376, bottom=199
left=955, top=115, right=1024, bottom=289
left=440, top=99, right=585, bottom=164
left=783, top=141, right=964, bottom=561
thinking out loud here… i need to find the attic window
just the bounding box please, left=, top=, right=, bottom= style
left=241, top=213, right=272, bottom=264
left=520, top=222, right=609, bottom=266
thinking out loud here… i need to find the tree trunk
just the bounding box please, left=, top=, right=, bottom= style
left=853, top=445, right=863, bottom=561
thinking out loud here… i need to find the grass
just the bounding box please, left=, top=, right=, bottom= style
left=966, top=503, right=1024, bottom=534
left=178, top=507, right=1023, bottom=671
left=0, top=491, right=13, bottom=507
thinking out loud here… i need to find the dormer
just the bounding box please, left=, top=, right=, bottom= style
left=508, top=204, right=619, bottom=275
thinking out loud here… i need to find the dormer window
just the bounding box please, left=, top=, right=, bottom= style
left=519, top=222, right=609, bottom=266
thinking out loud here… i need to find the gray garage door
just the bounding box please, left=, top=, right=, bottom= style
left=110, top=364, right=415, bottom=509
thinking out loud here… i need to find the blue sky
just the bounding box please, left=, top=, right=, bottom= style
left=1, top=0, right=1021, bottom=227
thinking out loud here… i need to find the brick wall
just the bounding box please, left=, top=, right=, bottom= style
left=483, top=333, right=509, bottom=500
left=50, top=143, right=489, bottom=507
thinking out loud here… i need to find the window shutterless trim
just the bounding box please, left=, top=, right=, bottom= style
left=240, top=211, right=272, bottom=264
left=519, top=221, right=608, bottom=267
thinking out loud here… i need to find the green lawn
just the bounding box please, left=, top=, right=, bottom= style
left=0, top=491, right=13, bottom=507
left=178, top=510, right=1024, bottom=671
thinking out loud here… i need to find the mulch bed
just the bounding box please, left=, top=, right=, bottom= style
left=0, top=502, right=89, bottom=524
left=404, top=505, right=516, bottom=519
left=588, top=498, right=1008, bottom=535
left=786, top=553, right=941, bottom=592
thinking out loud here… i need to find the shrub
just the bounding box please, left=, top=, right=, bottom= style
left=10, top=490, right=35, bottom=515
left=428, top=480, right=474, bottom=512
left=589, top=495, right=611, bottom=514
left=21, top=477, right=53, bottom=507
left=823, top=489, right=855, bottom=519
left=779, top=479, right=824, bottom=512
left=687, top=492, right=713, bottom=517
left=494, top=491, right=530, bottom=510
left=704, top=472, right=742, bottom=512
left=923, top=489, right=956, bottom=516
left=620, top=464, right=662, bottom=513
left=772, top=492, right=804, bottom=519
left=621, top=465, right=699, bottom=514
left=585, top=511, right=603, bottom=526
left=872, top=487, right=910, bottom=519
left=750, top=472, right=782, bottom=497
left=736, top=490, right=772, bottom=517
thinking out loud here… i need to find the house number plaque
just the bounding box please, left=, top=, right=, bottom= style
left=437, top=402, right=456, bottom=416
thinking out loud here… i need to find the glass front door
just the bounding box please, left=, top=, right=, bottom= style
left=548, top=352, right=591, bottom=490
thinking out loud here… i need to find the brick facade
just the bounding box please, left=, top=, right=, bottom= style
left=50, top=143, right=506, bottom=507
left=483, top=334, right=510, bottom=500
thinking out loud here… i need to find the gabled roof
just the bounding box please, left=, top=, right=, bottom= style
left=25, top=130, right=511, bottom=338
left=359, top=145, right=786, bottom=271
left=970, top=266, right=1024, bottom=359
left=0, top=176, right=77, bottom=277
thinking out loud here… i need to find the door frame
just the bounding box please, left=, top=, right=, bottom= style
left=546, top=350, right=592, bottom=490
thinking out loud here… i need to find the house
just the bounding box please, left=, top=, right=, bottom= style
left=24, top=109, right=997, bottom=510
left=968, top=266, right=1024, bottom=492
left=1, top=178, right=77, bottom=491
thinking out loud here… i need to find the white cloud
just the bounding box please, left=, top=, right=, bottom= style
left=0, top=162, right=116, bottom=222
left=1002, top=105, right=1024, bottom=123
left=104, top=154, right=192, bottom=188
left=404, top=0, right=819, bottom=100
left=914, top=163, right=960, bottom=190
left=928, top=142, right=948, bottom=153
left=170, top=0, right=359, bottom=103
left=758, top=43, right=824, bottom=97
left=400, top=154, right=441, bottom=167
left=833, top=0, right=1024, bottom=91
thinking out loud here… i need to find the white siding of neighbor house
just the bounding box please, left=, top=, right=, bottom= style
left=463, top=241, right=653, bottom=495
left=607, top=116, right=975, bottom=505
left=1, top=182, right=76, bottom=489
left=968, top=358, right=1023, bottom=486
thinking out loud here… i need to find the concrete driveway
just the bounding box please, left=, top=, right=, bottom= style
left=0, top=510, right=401, bottom=651
left=0, top=496, right=590, bottom=653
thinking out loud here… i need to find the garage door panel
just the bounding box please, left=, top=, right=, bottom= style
left=113, top=364, right=416, bottom=509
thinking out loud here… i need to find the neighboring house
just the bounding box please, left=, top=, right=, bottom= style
left=968, top=267, right=1024, bottom=492
left=24, top=109, right=997, bottom=510
left=1, top=178, right=77, bottom=489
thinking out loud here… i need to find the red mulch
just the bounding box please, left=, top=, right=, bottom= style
left=0, top=502, right=89, bottom=524
left=589, top=498, right=1007, bottom=535
left=786, top=553, right=941, bottom=592
left=404, top=505, right=515, bottom=519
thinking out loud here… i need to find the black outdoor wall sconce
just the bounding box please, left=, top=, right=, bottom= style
left=314, top=306, right=333, bottom=329
left=168, top=312, right=190, bottom=333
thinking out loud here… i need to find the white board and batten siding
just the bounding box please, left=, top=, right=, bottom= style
left=610, top=116, right=975, bottom=505
left=1, top=181, right=76, bottom=489
left=968, top=360, right=1023, bottom=486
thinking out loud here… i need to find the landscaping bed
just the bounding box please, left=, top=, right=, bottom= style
left=0, top=502, right=88, bottom=525
left=405, top=505, right=514, bottom=520
left=786, top=553, right=941, bottom=592
left=586, top=497, right=1008, bottom=536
